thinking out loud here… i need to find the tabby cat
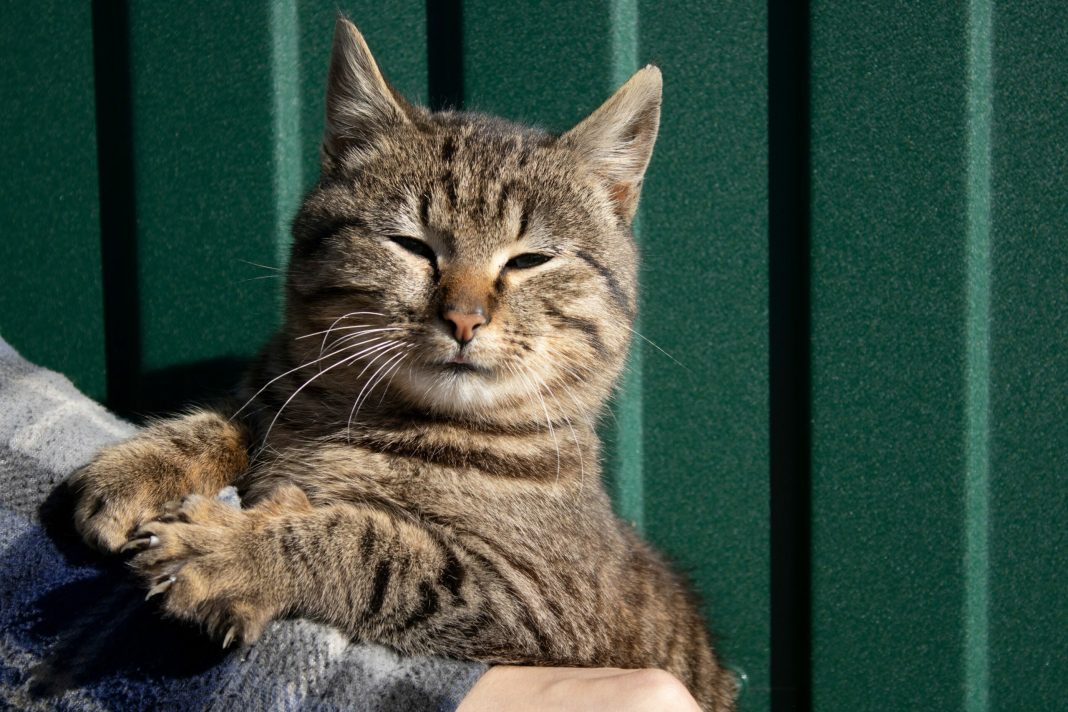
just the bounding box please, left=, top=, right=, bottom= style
left=69, top=17, right=736, bottom=711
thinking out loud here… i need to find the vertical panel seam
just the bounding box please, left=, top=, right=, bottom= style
left=609, top=0, right=644, bottom=530
left=427, top=0, right=464, bottom=110
left=964, top=0, right=992, bottom=709
left=769, top=0, right=812, bottom=707
left=92, top=0, right=141, bottom=414
left=269, top=0, right=302, bottom=271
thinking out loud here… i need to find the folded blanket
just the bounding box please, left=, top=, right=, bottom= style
left=0, top=338, right=485, bottom=711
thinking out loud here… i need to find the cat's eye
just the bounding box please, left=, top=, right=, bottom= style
left=505, top=253, right=553, bottom=270
left=388, top=235, right=437, bottom=264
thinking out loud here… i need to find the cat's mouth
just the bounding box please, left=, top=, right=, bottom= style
left=438, top=353, right=489, bottom=374
left=442, top=362, right=479, bottom=373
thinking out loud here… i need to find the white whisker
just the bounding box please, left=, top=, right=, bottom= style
left=238, top=259, right=282, bottom=272
left=231, top=337, right=384, bottom=420
left=257, top=347, right=368, bottom=453
left=511, top=364, right=561, bottom=482
left=346, top=345, right=410, bottom=439
left=531, top=370, right=585, bottom=486
left=620, top=323, right=690, bottom=372
left=321, top=327, right=402, bottom=359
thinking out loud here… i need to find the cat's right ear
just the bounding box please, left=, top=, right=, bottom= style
left=562, top=66, right=662, bottom=224
left=322, top=17, right=413, bottom=169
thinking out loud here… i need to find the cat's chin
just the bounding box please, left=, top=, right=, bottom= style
left=398, top=363, right=506, bottom=416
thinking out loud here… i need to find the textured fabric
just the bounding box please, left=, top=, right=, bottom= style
left=0, top=338, right=486, bottom=711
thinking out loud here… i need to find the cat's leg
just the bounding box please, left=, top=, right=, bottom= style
left=126, top=487, right=549, bottom=659
left=70, top=409, right=250, bottom=552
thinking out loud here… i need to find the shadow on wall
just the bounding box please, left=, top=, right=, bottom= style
left=111, top=357, right=249, bottom=422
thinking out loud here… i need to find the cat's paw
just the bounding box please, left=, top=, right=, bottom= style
left=69, top=456, right=167, bottom=553
left=68, top=412, right=249, bottom=553
left=127, top=494, right=281, bottom=646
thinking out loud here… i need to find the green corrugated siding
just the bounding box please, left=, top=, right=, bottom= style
left=988, top=4, right=1068, bottom=708
left=0, top=2, right=105, bottom=400
left=640, top=2, right=769, bottom=706
left=809, top=2, right=972, bottom=708
left=119, top=4, right=288, bottom=411
left=1, top=2, right=1066, bottom=710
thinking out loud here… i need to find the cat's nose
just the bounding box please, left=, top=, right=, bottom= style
left=441, top=307, right=487, bottom=345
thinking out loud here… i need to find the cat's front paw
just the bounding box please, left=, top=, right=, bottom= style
left=127, top=494, right=282, bottom=647
left=69, top=455, right=167, bottom=553
left=68, top=411, right=249, bottom=553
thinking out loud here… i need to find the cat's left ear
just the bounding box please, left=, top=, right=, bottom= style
left=562, top=66, right=662, bottom=223
left=322, top=16, right=414, bottom=169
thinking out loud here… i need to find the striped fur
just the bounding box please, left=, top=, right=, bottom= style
left=68, top=17, right=735, bottom=711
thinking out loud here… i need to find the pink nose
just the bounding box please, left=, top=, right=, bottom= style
left=442, top=308, right=486, bottom=344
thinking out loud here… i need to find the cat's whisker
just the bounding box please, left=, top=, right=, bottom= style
left=619, top=324, right=691, bottom=373
left=321, top=327, right=403, bottom=359
left=357, top=350, right=409, bottom=417
left=321, top=335, right=387, bottom=359
left=509, top=364, right=561, bottom=482
left=231, top=337, right=385, bottom=420
left=292, top=318, right=388, bottom=341
left=293, top=313, right=387, bottom=340
left=346, top=346, right=411, bottom=439
left=530, top=369, right=585, bottom=486
left=257, top=347, right=370, bottom=454
left=377, top=351, right=409, bottom=407
left=300, top=323, right=392, bottom=345
left=308, top=311, right=387, bottom=357
left=297, top=323, right=374, bottom=342
left=238, top=259, right=283, bottom=272
left=255, top=337, right=403, bottom=448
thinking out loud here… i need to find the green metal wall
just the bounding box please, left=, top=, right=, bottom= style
left=809, top=2, right=1068, bottom=710
left=0, top=2, right=1065, bottom=710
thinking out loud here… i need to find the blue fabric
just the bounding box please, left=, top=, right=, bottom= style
left=0, top=338, right=486, bottom=710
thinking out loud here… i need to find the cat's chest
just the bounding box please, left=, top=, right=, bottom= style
left=244, top=437, right=586, bottom=535
left=247, top=440, right=472, bottom=513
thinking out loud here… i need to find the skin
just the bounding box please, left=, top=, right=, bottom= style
left=66, top=17, right=736, bottom=712
left=459, top=667, right=702, bottom=712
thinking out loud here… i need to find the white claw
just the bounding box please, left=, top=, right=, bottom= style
left=222, top=627, right=237, bottom=649
left=145, top=575, right=176, bottom=600
left=120, top=534, right=160, bottom=553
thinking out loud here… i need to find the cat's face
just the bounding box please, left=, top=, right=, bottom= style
left=284, top=19, right=660, bottom=423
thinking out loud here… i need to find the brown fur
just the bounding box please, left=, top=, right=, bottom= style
left=68, top=17, right=736, bottom=710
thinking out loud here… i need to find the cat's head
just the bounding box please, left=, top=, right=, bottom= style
left=284, top=17, right=661, bottom=424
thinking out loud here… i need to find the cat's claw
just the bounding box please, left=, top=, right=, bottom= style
left=145, top=575, right=176, bottom=600
left=121, top=534, right=159, bottom=552
left=222, top=626, right=237, bottom=649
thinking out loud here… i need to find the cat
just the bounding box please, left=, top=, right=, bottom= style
left=68, top=16, right=736, bottom=711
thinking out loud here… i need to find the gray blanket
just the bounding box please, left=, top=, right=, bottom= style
left=0, top=338, right=485, bottom=710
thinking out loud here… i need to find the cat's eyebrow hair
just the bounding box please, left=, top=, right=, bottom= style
left=419, top=193, right=430, bottom=226
left=494, top=182, right=529, bottom=240
left=516, top=205, right=530, bottom=241
left=574, top=248, right=632, bottom=316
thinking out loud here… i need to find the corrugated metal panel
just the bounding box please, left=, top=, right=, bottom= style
left=0, top=3, right=105, bottom=400
left=988, top=3, right=1068, bottom=708
left=809, top=2, right=973, bottom=708
left=2, top=2, right=1066, bottom=710
left=639, top=2, right=769, bottom=706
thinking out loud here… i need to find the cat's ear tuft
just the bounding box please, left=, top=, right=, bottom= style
left=322, top=16, right=413, bottom=168
left=563, top=65, right=662, bottom=223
